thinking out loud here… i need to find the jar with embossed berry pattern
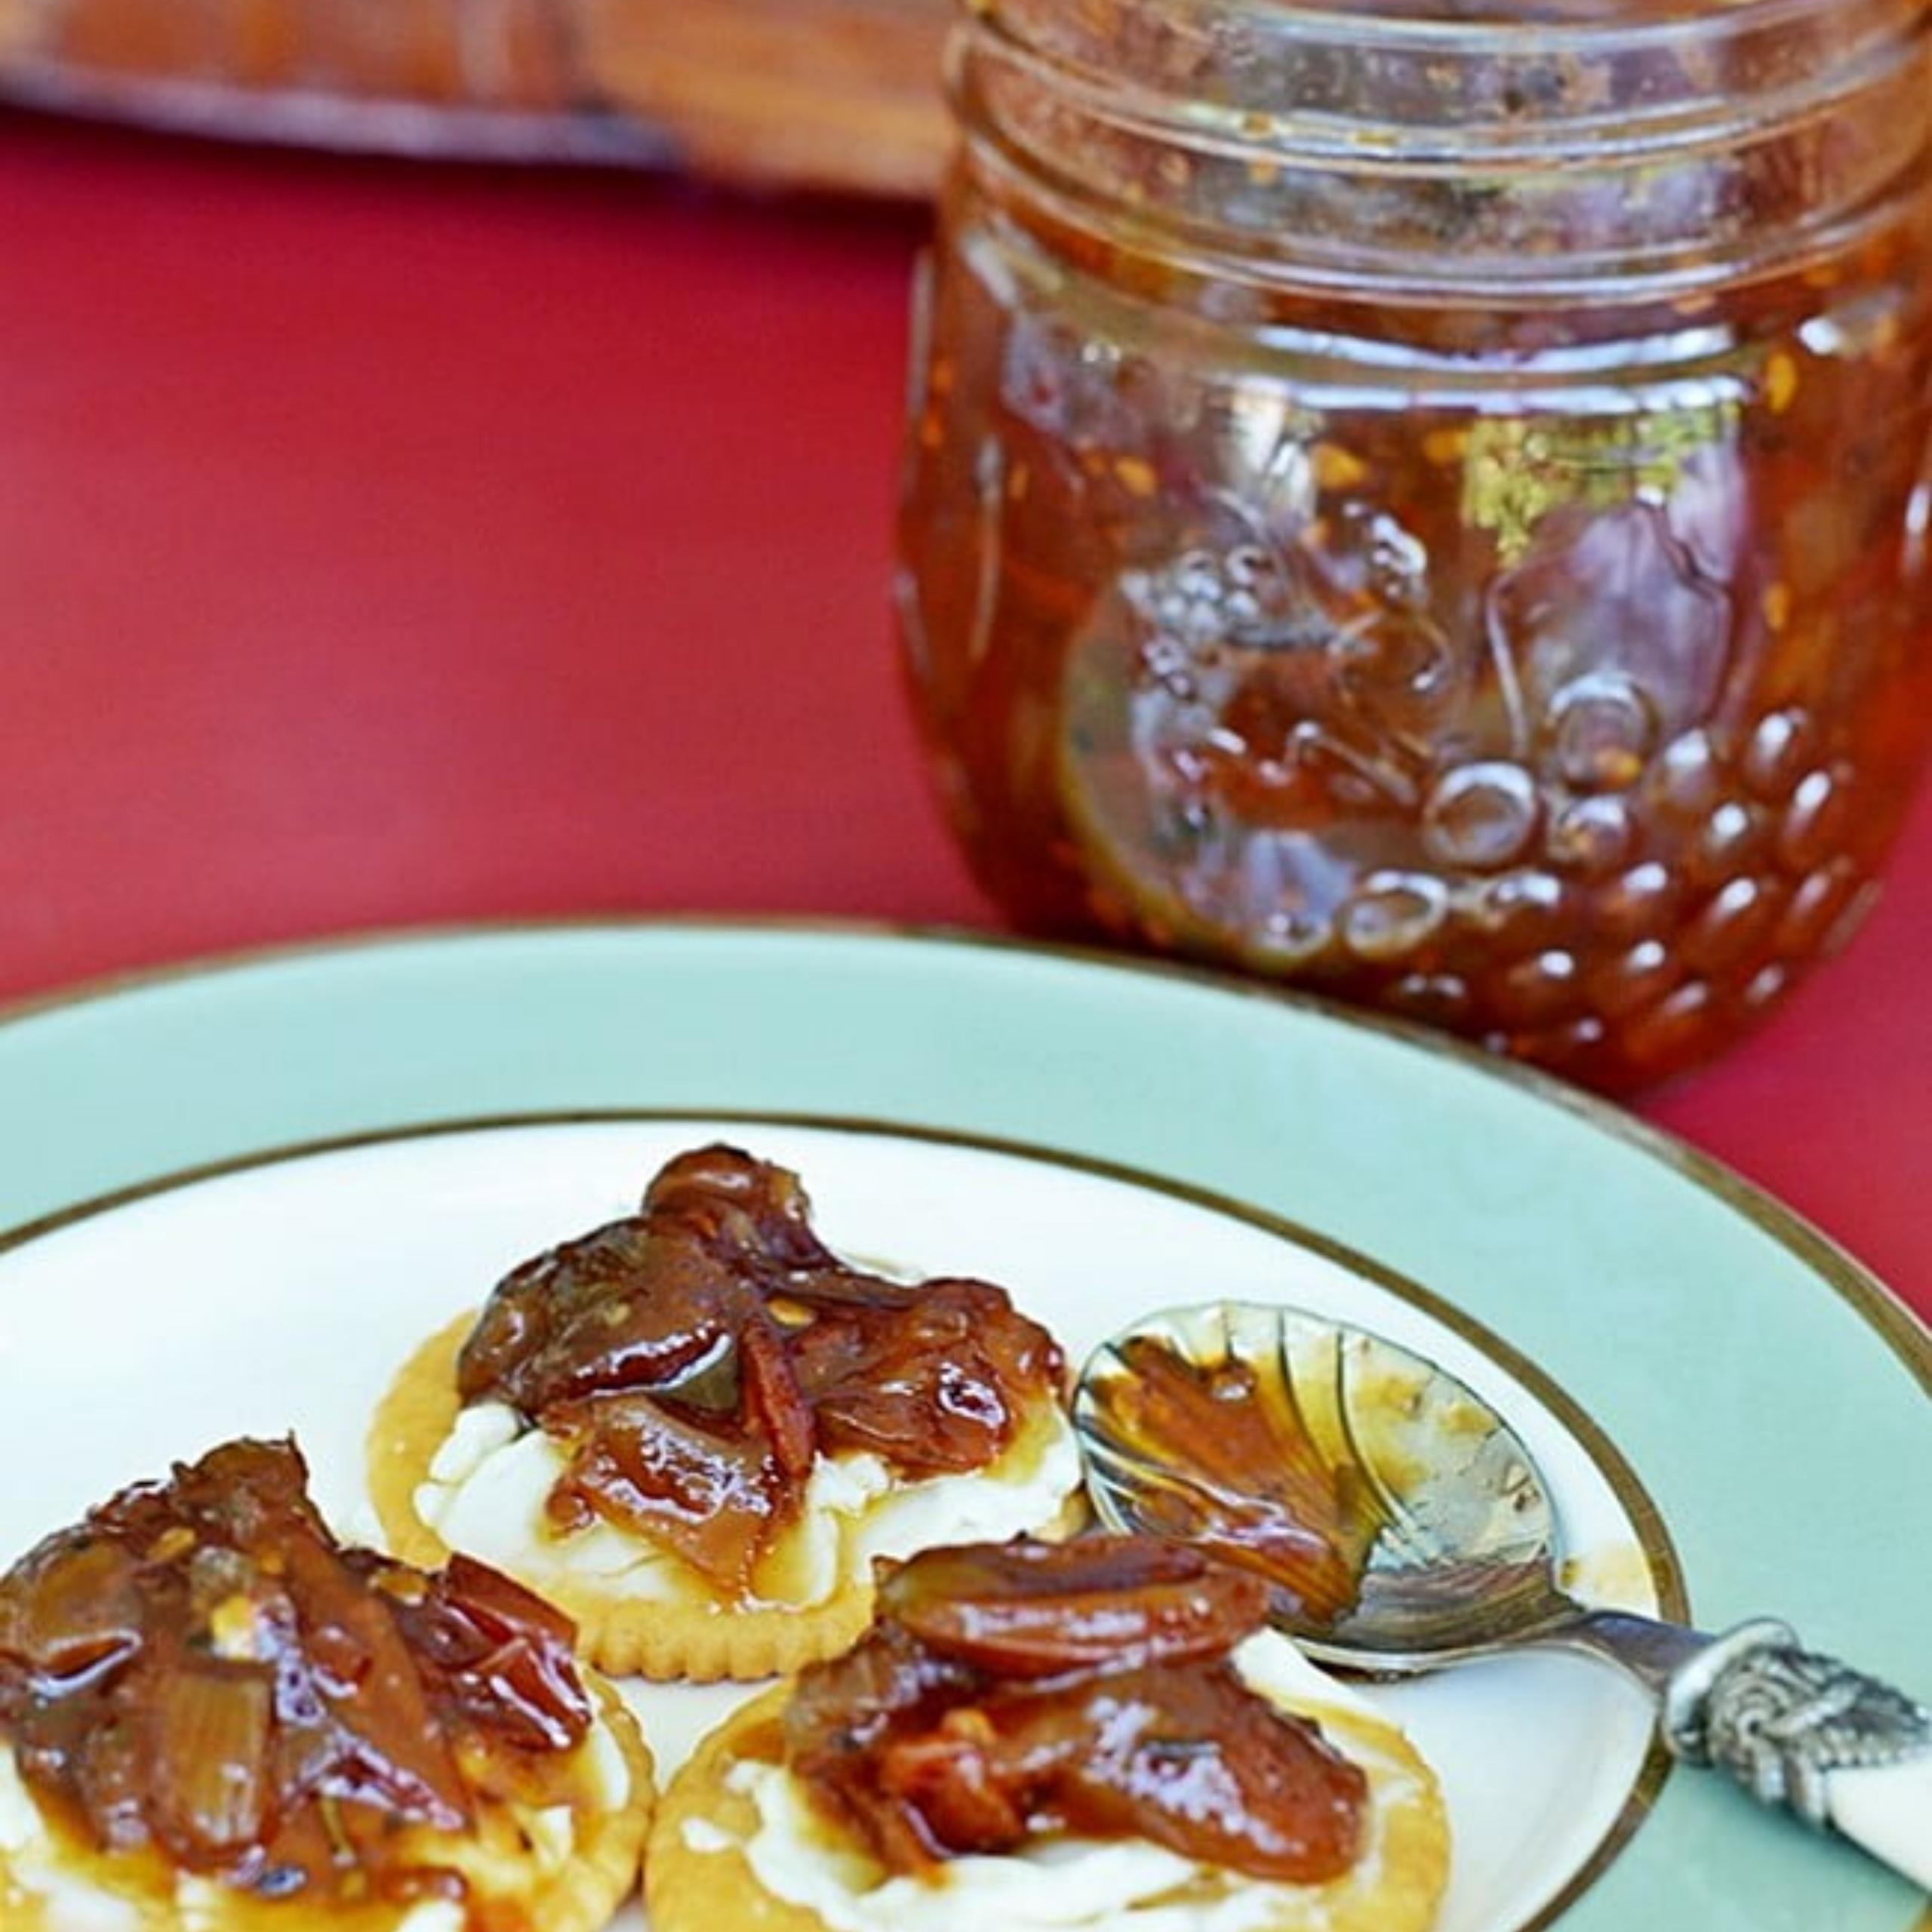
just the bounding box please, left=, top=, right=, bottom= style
left=897, top=0, right=1932, bottom=1089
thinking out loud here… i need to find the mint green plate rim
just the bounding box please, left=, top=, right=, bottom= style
left=0, top=917, right=1924, bottom=1932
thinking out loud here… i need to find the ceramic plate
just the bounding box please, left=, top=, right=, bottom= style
left=0, top=921, right=1924, bottom=1932
left=0, top=1115, right=1666, bottom=1931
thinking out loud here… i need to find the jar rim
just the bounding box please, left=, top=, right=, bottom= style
left=955, top=0, right=1932, bottom=297
left=969, top=0, right=1929, bottom=126
left=1233, top=0, right=1915, bottom=55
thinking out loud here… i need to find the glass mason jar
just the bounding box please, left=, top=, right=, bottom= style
left=896, top=0, right=1932, bottom=1091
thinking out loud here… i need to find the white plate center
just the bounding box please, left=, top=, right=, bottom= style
left=0, top=1118, right=1667, bottom=1932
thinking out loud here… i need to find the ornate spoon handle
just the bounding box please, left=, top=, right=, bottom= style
left=1661, top=1619, right=1932, bottom=1891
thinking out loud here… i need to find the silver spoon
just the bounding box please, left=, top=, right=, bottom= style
left=1072, top=1300, right=1932, bottom=1890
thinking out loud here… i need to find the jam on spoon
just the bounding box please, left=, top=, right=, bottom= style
left=1074, top=1300, right=1932, bottom=1892
left=1072, top=1325, right=1395, bottom=1627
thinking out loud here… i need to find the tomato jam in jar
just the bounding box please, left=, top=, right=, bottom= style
left=897, top=0, right=1932, bottom=1088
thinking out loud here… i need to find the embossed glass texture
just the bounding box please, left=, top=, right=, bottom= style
left=897, top=0, right=1932, bottom=1089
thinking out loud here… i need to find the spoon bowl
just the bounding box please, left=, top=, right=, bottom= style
left=1073, top=1300, right=1932, bottom=1888
left=1075, top=1300, right=1580, bottom=1668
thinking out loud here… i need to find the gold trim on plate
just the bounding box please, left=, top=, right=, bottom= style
left=0, top=914, right=1922, bottom=1389
left=0, top=1102, right=1686, bottom=1931
left=0, top=918, right=1924, bottom=1929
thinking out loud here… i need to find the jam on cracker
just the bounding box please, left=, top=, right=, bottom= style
left=783, top=1536, right=1367, bottom=1884
left=0, top=1438, right=595, bottom=1907
left=455, top=1146, right=1065, bottom=1595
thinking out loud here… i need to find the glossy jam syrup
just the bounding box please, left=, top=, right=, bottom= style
left=457, top=1145, right=1065, bottom=1595
left=1076, top=1333, right=1389, bottom=1628
left=784, top=1537, right=1367, bottom=1882
left=898, top=0, right=1932, bottom=1090
left=0, top=1438, right=592, bottom=1909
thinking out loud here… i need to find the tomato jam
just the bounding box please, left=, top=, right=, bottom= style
left=457, top=1146, right=1064, bottom=1595
left=1076, top=1334, right=1391, bottom=1628
left=899, top=0, right=1932, bottom=1089
left=0, top=1438, right=592, bottom=1909
left=784, top=1537, right=1367, bottom=1881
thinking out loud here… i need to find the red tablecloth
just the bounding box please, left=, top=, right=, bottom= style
left=2, top=112, right=1928, bottom=1322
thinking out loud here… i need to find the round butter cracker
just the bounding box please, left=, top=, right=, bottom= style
left=520, top=1677, right=658, bottom=1932
left=0, top=1675, right=655, bottom=1932
left=648, top=1675, right=1448, bottom=1932
left=368, top=1314, right=1082, bottom=1683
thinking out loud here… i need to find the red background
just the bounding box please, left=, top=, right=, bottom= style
left=1, top=112, right=1927, bottom=1321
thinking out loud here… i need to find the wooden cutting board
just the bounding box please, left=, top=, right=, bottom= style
left=0, top=0, right=952, bottom=195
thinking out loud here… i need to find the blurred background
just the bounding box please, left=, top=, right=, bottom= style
left=0, top=20, right=1928, bottom=1306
